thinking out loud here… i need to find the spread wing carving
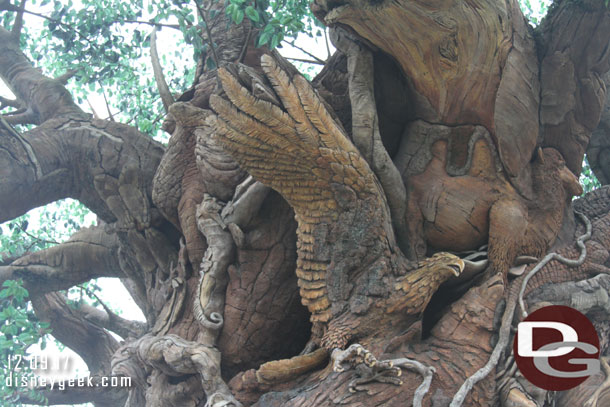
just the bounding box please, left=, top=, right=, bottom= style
left=209, top=54, right=396, bottom=323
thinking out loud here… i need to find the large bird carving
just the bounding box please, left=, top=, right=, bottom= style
left=209, top=53, right=462, bottom=360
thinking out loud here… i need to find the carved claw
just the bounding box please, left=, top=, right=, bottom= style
left=332, top=344, right=436, bottom=404
left=348, top=364, right=403, bottom=393
left=332, top=344, right=375, bottom=373
left=331, top=344, right=404, bottom=392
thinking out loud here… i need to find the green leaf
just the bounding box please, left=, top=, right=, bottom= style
left=258, top=31, right=271, bottom=47
left=270, top=32, right=282, bottom=49
left=245, top=6, right=259, bottom=23
left=234, top=9, right=244, bottom=24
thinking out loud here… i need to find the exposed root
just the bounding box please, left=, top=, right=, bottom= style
left=450, top=211, right=592, bottom=407
left=518, top=210, right=592, bottom=317
left=113, top=334, right=241, bottom=407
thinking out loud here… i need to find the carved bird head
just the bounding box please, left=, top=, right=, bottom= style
left=535, top=148, right=583, bottom=197
left=417, top=252, right=465, bottom=279
left=388, top=252, right=465, bottom=315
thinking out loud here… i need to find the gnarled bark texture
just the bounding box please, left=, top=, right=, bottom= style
left=1, top=1, right=610, bottom=406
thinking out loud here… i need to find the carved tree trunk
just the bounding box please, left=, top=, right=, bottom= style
left=2, top=1, right=610, bottom=407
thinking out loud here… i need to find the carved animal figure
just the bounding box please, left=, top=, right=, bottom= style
left=406, top=138, right=583, bottom=279
left=208, top=54, right=464, bottom=384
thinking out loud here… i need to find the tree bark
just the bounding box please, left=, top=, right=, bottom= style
left=1, top=1, right=610, bottom=407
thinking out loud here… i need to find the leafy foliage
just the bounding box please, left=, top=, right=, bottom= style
left=519, top=0, right=553, bottom=25
left=0, top=280, right=50, bottom=406
left=10, top=0, right=196, bottom=141
left=0, top=199, right=103, bottom=388
left=580, top=156, right=602, bottom=194
left=0, top=199, right=92, bottom=261
left=225, top=0, right=324, bottom=49
left=3, top=0, right=325, bottom=142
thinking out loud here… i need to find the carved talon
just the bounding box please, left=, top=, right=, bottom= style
left=332, top=344, right=407, bottom=393
left=332, top=344, right=370, bottom=372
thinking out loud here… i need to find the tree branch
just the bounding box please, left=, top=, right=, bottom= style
left=120, top=20, right=180, bottom=29
left=0, top=226, right=123, bottom=297
left=10, top=0, right=26, bottom=43
left=54, top=69, right=77, bottom=85
left=86, top=97, right=101, bottom=119
left=285, top=57, right=325, bottom=65
left=150, top=27, right=175, bottom=113
left=99, top=82, right=115, bottom=121
left=0, top=95, right=21, bottom=109
left=32, top=291, right=121, bottom=375
left=283, top=40, right=326, bottom=64
left=2, top=109, right=38, bottom=125
left=0, top=27, right=85, bottom=122
left=76, top=285, right=147, bottom=339
left=195, top=2, right=220, bottom=68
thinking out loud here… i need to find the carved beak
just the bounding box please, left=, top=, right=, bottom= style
left=448, top=259, right=465, bottom=277
left=559, top=166, right=583, bottom=196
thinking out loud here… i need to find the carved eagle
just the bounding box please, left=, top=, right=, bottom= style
left=209, top=52, right=462, bottom=349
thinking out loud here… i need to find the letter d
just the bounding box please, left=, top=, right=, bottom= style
left=518, top=321, right=577, bottom=357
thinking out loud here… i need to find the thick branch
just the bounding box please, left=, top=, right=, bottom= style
left=150, top=27, right=175, bottom=113
left=55, top=69, right=78, bottom=85
left=0, top=226, right=122, bottom=296
left=0, top=30, right=165, bottom=225
left=73, top=296, right=147, bottom=339
left=10, top=0, right=26, bottom=42
left=2, top=108, right=38, bottom=125
left=0, top=113, right=165, bottom=226
left=0, top=95, right=21, bottom=109
left=32, top=292, right=120, bottom=376
left=0, top=27, right=84, bottom=122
